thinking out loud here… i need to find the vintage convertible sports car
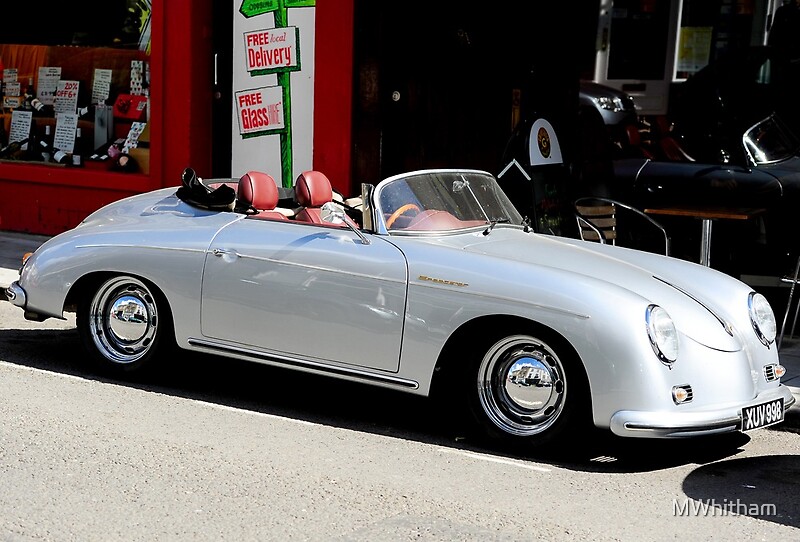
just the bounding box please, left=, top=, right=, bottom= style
left=5, top=168, right=794, bottom=449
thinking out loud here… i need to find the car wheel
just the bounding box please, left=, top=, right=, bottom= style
left=77, top=275, right=171, bottom=375
left=466, top=332, right=588, bottom=449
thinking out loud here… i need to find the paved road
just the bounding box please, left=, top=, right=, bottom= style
left=0, top=300, right=798, bottom=541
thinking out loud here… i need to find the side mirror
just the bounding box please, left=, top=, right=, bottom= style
left=320, top=201, right=346, bottom=225
left=320, top=202, right=370, bottom=245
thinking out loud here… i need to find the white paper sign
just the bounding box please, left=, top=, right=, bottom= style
left=37, top=67, right=62, bottom=106
left=54, top=80, right=80, bottom=115
left=92, top=69, right=112, bottom=104
left=9, top=110, right=33, bottom=148
left=4, top=81, right=21, bottom=97
left=54, top=112, right=79, bottom=153
left=2, top=68, right=18, bottom=83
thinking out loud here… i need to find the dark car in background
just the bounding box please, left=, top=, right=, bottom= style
left=669, top=45, right=800, bottom=162
left=594, top=46, right=800, bottom=278
left=579, top=80, right=639, bottom=151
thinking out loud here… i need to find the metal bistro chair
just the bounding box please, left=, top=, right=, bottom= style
left=779, top=255, right=800, bottom=349
left=574, top=197, right=671, bottom=256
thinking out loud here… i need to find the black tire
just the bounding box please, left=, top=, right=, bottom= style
left=463, top=330, right=590, bottom=451
left=77, top=275, right=173, bottom=377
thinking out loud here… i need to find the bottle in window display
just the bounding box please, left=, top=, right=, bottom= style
left=50, top=144, right=70, bottom=165
left=39, top=125, right=52, bottom=161
left=38, top=126, right=69, bottom=164
left=27, top=96, right=50, bottom=115
left=0, top=138, right=30, bottom=159
left=24, top=96, right=51, bottom=117
left=21, top=78, right=34, bottom=110
left=72, top=127, right=84, bottom=166
left=23, top=77, right=51, bottom=116
left=24, top=77, right=33, bottom=97
left=0, top=57, right=4, bottom=105
left=24, top=123, right=40, bottom=162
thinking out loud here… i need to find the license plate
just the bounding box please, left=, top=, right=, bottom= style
left=741, top=398, right=784, bottom=431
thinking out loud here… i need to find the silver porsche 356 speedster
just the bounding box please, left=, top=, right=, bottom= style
left=6, top=167, right=794, bottom=449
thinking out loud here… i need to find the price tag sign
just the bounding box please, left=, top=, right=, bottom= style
left=4, top=81, right=21, bottom=97
left=54, top=112, right=79, bottom=154
left=9, top=110, right=33, bottom=148
left=54, top=80, right=80, bottom=115
left=38, top=67, right=62, bottom=106
left=92, top=69, right=112, bottom=104
left=2, top=68, right=18, bottom=84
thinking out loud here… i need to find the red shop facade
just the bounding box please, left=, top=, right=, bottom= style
left=0, top=0, right=354, bottom=236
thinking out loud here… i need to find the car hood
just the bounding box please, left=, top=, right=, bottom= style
left=434, top=228, right=755, bottom=352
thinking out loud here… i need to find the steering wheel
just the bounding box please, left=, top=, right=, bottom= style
left=385, top=203, right=421, bottom=229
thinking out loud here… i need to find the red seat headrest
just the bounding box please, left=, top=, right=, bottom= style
left=294, top=170, right=332, bottom=208
left=238, top=171, right=279, bottom=211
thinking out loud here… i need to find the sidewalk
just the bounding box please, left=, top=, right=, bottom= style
left=0, top=229, right=798, bottom=431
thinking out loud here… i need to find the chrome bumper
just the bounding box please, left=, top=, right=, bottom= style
left=5, top=281, right=26, bottom=308
left=609, top=386, right=795, bottom=438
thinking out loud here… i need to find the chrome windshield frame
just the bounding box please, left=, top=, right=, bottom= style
left=742, top=114, right=800, bottom=166
left=369, top=168, right=524, bottom=236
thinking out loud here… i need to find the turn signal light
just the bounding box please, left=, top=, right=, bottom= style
left=775, top=365, right=786, bottom=379
left=672, top=385, right=693, bottom=405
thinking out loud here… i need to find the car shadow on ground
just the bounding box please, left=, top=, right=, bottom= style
left=0, top=325, right=776, bottom=476
left=680, top=455, right=800, bottom=529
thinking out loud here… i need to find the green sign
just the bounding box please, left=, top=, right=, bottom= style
left=240, top=0, right=315, bottom=18
left=240, top=0, right=279, bottom=18
left=239, top=0, right=316, bottom=187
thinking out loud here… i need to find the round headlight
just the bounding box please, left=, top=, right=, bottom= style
left=749, top=292, right=776, bottom=346
left=593, top=96, right=624, bottom=113
left=646, top=305, right=678, bottom=366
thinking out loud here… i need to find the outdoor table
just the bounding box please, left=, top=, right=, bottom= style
left=644, top=206, right=766, bottom=267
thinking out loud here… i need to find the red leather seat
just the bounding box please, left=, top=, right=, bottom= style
left=294, top=170, right=333, bottom=224
left=237, top=171, right=288, bottom=220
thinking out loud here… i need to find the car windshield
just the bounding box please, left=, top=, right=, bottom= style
left=376, top=170, right=524, bottom=233
left=743, top=115, right=800, bottom=165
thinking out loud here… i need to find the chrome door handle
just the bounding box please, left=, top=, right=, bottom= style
left=212, top=248, right=239, bottom=257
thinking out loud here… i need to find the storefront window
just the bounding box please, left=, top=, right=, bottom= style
left=0, top=0, right=152, bottom=173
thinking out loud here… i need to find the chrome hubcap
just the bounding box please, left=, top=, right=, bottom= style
left=477, top=335, right=566, bottom=436
left=89, top=277, right=158, bottom=364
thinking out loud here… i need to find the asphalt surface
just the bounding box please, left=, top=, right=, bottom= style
left=0, top=229, right=798, bottom=431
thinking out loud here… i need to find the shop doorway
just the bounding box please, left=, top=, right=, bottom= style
left=211, top=0, right=233, bottom=178
left=350, top=2, right=594, bottom=187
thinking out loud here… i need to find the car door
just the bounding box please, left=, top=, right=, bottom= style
left=200, top=218, right=408, bottom=372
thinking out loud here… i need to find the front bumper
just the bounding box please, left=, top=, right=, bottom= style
left=5, top=280, right=26, bottom=308
left=609, top=385, right=795, bottom=438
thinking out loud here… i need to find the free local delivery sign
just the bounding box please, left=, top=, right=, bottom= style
left=235, top=86, right=285, bottom=137
left=243, top=26, right=301, bottom=76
